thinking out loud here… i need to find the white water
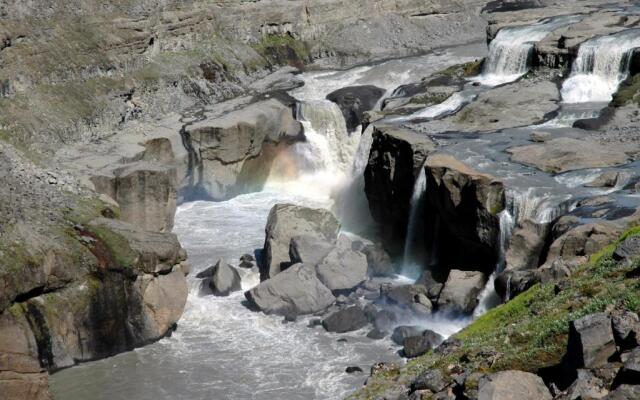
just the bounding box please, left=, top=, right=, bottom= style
left=401, top=168, right=428, bottom=279
left=392, top=92, right=477, bottom=122
left=562, top=29, right=640, bottom=103
left=474, top=15, right=581, bottom=86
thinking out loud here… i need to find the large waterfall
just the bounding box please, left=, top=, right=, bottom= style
left=475, top=15, right=581, bottom=86
left=401, top=167, right=428, bottom=278
left=561, top=29, right=640, bottom=103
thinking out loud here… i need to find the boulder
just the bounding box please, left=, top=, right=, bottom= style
left=530, top=131, right=552, bottom=143
left=207, top=259, right=242, bottom=297
left=367, top=328, right=387, bottom=340
left=544, top=221, right=624, bottom=267
left=411, top=369, right=448, bottom=393
left=478, top=370, right=552, bottom=400
left=315, top=247, right=368, bottom=292
left=604, top=385, right=640, bottom=399
left=508, top=138, right=631, bottom=174
left=424, top=154, right=505, bottom=272
left=437, top=270, right=486, bottom=314
left=505, top=219, right=550, bottom=271
left=326, top=85, right=386, bottom=131
left=239, top=254, right=255, bottom=269
left=613, top=236, right=640, bottom=266
left=612, top=311, right=640, bottom=351
left=289, top=235, right=334, bottom=266
left=364, top=125, right=436, bottom=254
left=391, top=326, right=424, bottom=345
left=384, top=284, right=430, bottom=307
left=560, top=369, right=608, bottom=400
left=403, top=330, right=443, bottom=358
left=245, top=264, right=335, bottom=317
left=565, top=313, right=617, bottom=369
left=345, top=366, right=364, bottom=374
left=586, top=171, right=622, bottom=188
left=260, top=204, right=340, bottom=280
left=495, top=270, right=538, bottom=301
left=613, top=347, right=640, bottom=387
left=372, top=309, right=397, bottom=332
left=536, top=258, right=572, bottom=284
left=362, top=243, right=396, bottom=277
left=322, top=306, right=368, bottom=333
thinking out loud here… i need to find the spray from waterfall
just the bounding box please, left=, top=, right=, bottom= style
left=401, top=167, right=428, bottom=279
left=474, top=15, right=581, bottom=86
left=561, top=29, right=640, bottom=103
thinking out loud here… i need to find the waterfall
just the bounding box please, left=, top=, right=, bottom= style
left=506, top=187, right=571, bottom=224
left=401, top=167, right=428, bottom=278
left=561, top=29, right=640, bottom=103
left=475, top=15, right=581, bottom=86
left=265, top=100, right=360, bottom=198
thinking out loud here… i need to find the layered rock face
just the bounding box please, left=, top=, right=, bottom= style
left=0, top=143, right=189, bottom=398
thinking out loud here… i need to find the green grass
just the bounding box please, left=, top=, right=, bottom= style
left=352, top=227, right=640, bottom=399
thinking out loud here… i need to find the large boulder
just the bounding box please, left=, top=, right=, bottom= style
left=183, top=99, right=303, bottom=200
left=612, top=311, right=640, bottom=351
left=364, top=125, right=436, bottom=254
left=402, top=330, right=443, bottom=358
left=437, top=270, right=486, bottom=314
left=245, top=264, right=335, bottom=317
left=495, top=270, right=538, bottom=301
left=202, top=259, right=242, bottom=297
left=565, top=313, right=617, bottom=369
left=361, top=243, right=395, bottom=277
left=424, top=154, right=505, bottom=273
left=391, top=326, right=423, bottom=345
left=544, top=221, right=624, bottom=267
left=260, top=204, right=340, bottom=280
left=613, top=236, right=640, bottom=266
left=478, top=371, right=552, bottom=400
left=315, top=246, right=368, bottom=292
left=322, top=306, right=368, bottom=333
left=326, top=85, right=386, bottom=131
left=505, top=219, right=550, bottom=271
left=508, top=138, right=632, bottom=174
left=613, top=347, right=640, bottom=387
left=289, top=235, right=334, bottom=267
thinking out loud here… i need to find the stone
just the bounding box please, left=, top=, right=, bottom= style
left=260, top=204, right=340, bottom=280
left=544, top=221, right=624, bottom=266
left=612, top=311, right=640, bottom=351
left=613, top=236, right=640, bottom=266
left=508, top=138, right=631, bottom=174
left=495, top=270, right=538, bottom=301
left=207, top=259, right=242, bottom=297
left=586, top=171, right=622, bottom=188
left=391, top=326, right=424, bottom=345
left=604, top=385, right=640, bottom=399
left=345, top=366, right=364, bottom=374
left=239, top=254, right=255, bottom=269
left=560, top=369, right=608, bottom=400
left=505, top=219, right=550, bottom=271
left=613, top=347, right=640, bottom=386
left=385, top=284, right=430, bottom=307
left=326, top=85, right=386, bottom=131
left=437, top=270, right=486, bottom=314
left=478, top=370, right=552, bottom=400
left=566, top=313, right=617, bottom=369
left=315, top=247, right=368, bottom=292
left=367, top=328, right=387, bottom=340
left=245, top=264, right=335, bottom=317
left=362, top=243, right=395, bottom=277
left=373, top=309, right=397, bottom=332
left=403, top=330, right=443, bottom=358
left=289, top=235, right=334, bottom=267
left=530, top=131, right=552, bottom=143
left=322, top=306, right=368, bottom=333
left=411, top=369, right=448, bottom=393
left=536, top=258, right=572, bottom=284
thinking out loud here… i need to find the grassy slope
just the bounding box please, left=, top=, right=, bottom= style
left=354, top=226, right=640, bottom=399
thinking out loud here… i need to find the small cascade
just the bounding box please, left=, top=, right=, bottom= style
left=506, top=187, right=570, bottom=224
left=396, top=92, right=477, bottom=121
left=401, top=167, right=428, bottom=278
left=265, top=100, right=360, bottom=198
left=562, top=29, right=640, bottom=103
left=475, top=15, right=581, bottom=86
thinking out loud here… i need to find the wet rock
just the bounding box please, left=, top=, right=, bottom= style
left=289, top=235, right=334, bottom=267
left=260, top=204, right=340, bottom=280
left=367, top=328, right=387, bottom=340
left=403, top=330, right=443, bottom=358
left=364, top=125, right=436, bottom=254
left=505, top=219, right=550, bottom=271
left=362, top=243, right=395, bottom=277
left=322, top=306, right=368, bottom=333
left=326, top=85, right=386, bottom=131
left=346, top=366, right=364, bottom=374
left=411, top=369, right=448, bottom=393
left=478, top=370, right=552, bottom=400
left=315, top=246, right=368, bottom=292
left=508, top=138, right=632, bottom=174
left=437, top=270, right=486, bottom=314
left=586, top=171, right=622, bottom=188
left=245, top=263, right=335, bottom=317
left=373, top=309, right=397, bottom=332
left=424, top=154, right=505, bottom=272
left=391, top=326, right=424, bottom=345
left=495, top=270, right=538, bottom=301
left=530, top=131, right=551, bottom=143
left=239, top=254, right=255, bottom=269
left=385, top=284, right=429, bottom=307
left=206, top=259, right=242, bottom=297
left=612, top=311, right=640, bottom=351
left=566, top=313, right=617, bottom=369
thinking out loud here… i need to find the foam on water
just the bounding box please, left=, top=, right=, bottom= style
left=473, top=15, right=581, bottom=86
left=402, top=168, right=428, bottom=279
left=561, top=29, right=640, bottom=103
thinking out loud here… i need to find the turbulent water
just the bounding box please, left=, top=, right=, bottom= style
left=475, top=15, right=581, bottom=86
left=561, top=29, right=640, bottom=103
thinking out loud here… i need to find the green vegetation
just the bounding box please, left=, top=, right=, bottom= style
left=409, top=92, right=451, bottom=106
left=439, top=60, right=484, bottom=79
left=252, top=34, right=310, bottom=67
left=354, top=227, right=640, bottom=399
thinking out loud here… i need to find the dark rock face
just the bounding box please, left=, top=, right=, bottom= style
left=322, top=306, right=368, bottom=333
left=424, top=154, right=505, bottom=275
left=565, top=313, right=617, bottom=370
left=495, top=270, right=538, bottom=301
left=614, top=347, right=640, bottom=387
left=364, top=125, right=436, bottom=254
left=326, top=85, right=386, bottom=131
left=391, top=326, right=424, bottom=345
left=402, top=330, right=443, bottom=358
left=245, top=263, right=335, bottom=317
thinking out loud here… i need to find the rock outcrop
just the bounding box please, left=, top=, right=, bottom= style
left=326, top=85, right=386, bottom=131
left=478, top=370, right=552, bottom=400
